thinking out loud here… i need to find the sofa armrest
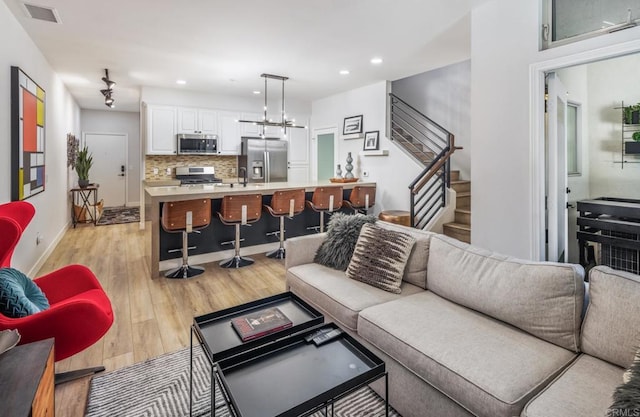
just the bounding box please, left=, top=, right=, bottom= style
left=285, top=233, right=326, bottom=270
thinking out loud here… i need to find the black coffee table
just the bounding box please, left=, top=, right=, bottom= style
left=190, top=292, right=388, bottom=417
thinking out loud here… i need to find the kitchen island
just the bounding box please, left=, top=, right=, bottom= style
left=145, top=180, right=376, bottom=278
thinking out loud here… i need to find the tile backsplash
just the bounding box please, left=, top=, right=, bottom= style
left=145, top=155, right=238, bottom=180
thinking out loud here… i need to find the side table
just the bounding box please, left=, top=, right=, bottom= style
left=0, top=338, right=55, bottom=417
left=70, top=184, right=99, bottom=227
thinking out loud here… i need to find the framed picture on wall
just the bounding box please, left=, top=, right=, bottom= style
left=11, top=66, right=46, bottom=201
left=363, top=131, right=379, bottom=150
left=343, top=115, right=363, bottom=135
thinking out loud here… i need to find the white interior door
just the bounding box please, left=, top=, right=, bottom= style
left=83, top=132, right=127, bottom=207
left=546, top=73, right=569, bottom=262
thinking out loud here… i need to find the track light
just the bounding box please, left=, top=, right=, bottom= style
left=100, top=69, right=116, bottom=108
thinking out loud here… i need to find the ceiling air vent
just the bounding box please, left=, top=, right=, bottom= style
left=22, top=3, right=61, bottom=24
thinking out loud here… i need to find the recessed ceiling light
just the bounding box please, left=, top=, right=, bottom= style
left=370, top=57, right=383, bottom=65
left=253, top=90, right=261, bottom=95
left=176, top=80, right=187, bottom=85
left=339, top=69, right=350, bottom=75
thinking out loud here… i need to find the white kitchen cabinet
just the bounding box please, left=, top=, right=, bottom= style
left=288, top=164, right=310, bottom=182
left=286, top=120, right=310, bottom=165
left=177, top=107, right=217, bottom=134
left=145, top=105, right=177, bottom=155
left=240, top=112, right=261, bottom=136
left=218, top=111, right=241, bottom=155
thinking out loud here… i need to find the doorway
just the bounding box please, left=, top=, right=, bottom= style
left=315, top=129, right=335, bottom=181
left=83, top=132, right=127, bottom=207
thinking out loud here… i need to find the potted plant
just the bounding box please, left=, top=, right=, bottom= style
left=624, top=103, right=640, bottom=124
left=76, top=145, right=93, bottom=188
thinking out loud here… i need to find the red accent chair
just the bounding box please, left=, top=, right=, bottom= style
left=0, top=202, right=114, bottom=383
left=0, top=201, right=35, bottom=267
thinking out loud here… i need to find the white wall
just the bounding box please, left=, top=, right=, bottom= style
left=0, top=1, right=81, bottom=274
left=312, top=81, right=422, bottom=212
left=471, top=0, right=640, bottom=259
left=81, top=110, right=141, bottom=205
left=587, top=55, right=640, bottom=199
left=391, top=60, right=471, bottom=180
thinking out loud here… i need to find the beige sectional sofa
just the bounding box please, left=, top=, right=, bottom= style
left=285, top=221, right=638, bottom=417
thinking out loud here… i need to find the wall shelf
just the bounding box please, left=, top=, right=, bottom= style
left=360, top=150, right=389, bottom=157
left=616, top=101, right=640, bottom=168
left=341, top=133, right=364, bottom=140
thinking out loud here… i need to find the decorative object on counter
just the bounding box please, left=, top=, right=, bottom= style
left=343, top=115, right=363, bottom=135
left=329, top=177, right=358, bottom=183
left=67, top=133, right=79, bottom=169
left=344, top=152, right=354, bottom=179
left=0, top=329, right=20, bottom=356
left=335, top=164, right=342, bottom=178
left=363, top=131, right=380, bottom=151
left=11, top=66, right=46, bottom=202
left=237, top=74, right=307, bottom=138
left=76, top=145, right=94, bottom=188
left=100, top=69, right=116, bottom=108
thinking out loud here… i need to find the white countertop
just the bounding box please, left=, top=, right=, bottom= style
left=145, top=179, right=375, bottom=200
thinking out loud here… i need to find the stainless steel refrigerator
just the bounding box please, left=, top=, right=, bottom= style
left=239, top=137, right=288, bottom=183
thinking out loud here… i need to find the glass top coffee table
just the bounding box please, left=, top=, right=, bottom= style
left=190, top=292, right=388, bottom=417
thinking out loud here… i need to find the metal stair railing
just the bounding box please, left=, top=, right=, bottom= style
left=389, top=93, right=461, bottom=228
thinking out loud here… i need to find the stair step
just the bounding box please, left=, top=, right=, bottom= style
left=451, top=180, right=470, bottom=194
left=443, top=222, right=471, bottom=244
left=454, top=209, right=471, bottom=225
left=450, top=170, right=460, bottom=181
left=456, top=192, right=470, bottom=209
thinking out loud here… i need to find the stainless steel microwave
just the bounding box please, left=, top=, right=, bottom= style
left=177, top=134, right=218, bottom=155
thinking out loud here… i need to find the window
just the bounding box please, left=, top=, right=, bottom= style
left=542, top=0, right=640, bottom=49
left=567, top=102, right=581, bottom=176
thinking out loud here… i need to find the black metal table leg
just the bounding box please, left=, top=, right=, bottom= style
left=190, top=327, right=193, bottom=417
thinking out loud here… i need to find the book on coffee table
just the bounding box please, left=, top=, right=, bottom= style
left=231, top=307, right=293, bottom=342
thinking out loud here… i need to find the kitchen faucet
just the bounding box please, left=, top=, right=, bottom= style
left=238, top=167, right=247, bottom=186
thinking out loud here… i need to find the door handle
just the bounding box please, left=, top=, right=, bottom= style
left=119, top=165, right=126, bottom=177
left=566, top=202, right=575, bottom=209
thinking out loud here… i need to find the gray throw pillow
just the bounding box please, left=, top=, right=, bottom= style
left=346, top=223, right=416, bottom=294
left=314, top=212, right=377, bottom=270
left=610, top=352, right=640, bottom=415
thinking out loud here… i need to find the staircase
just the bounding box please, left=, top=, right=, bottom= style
left=443, top=170, right=471, bottom=243
left=389, top=93, right=471, bottom=243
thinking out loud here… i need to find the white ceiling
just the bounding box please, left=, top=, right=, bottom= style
left=4, top=0, right=484, bottom=112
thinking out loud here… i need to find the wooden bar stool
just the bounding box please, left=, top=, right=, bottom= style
left=263, top=188, right=306, bottom=259
left=306, top=186, right=343, bottom=233
left=161, top=199, right=211, bottom=279
left=343, top=185, right=376, bottom=215
left=218, top=194, right=262, bottom=268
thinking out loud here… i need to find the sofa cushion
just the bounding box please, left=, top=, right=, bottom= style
left=314, top=212, right=377, bottom=271
left=522, top=354, right=622, bottom=417
left=376, top=221, right=434, bottom=289
left=346, top=223, right=415, bottom=294
left=286, top=263, right=423, bottom=331
left=358, top=291, right=578, bottom=417
left=427, top=234, right=584, bottom=351
left=582, top=266, right=640, bottom=368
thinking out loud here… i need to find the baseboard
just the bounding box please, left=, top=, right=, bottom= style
left=126, top=201, right=140, bottom=207
left=27, top=221, right=71, bottom=278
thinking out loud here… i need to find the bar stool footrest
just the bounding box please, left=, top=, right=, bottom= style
left=165, top=265, right=205, bottom=279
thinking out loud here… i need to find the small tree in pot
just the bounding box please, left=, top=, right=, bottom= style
left=76, top=145, right=93, bottom=188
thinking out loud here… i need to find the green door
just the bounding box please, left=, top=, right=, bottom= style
left=317, top=133, right=334, bottom=181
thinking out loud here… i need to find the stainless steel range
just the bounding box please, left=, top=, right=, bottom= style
left=175, top=166, right=223, bottom=185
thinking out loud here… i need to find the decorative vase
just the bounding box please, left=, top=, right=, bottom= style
left=335, top=164, right=342, bottom=178
left=344, top=152, right=354, bottom=179
left=78, top=179, right=90, bottom=188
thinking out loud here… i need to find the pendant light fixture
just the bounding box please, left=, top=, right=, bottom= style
left=100, top=69, right=116, bottom=108
left=237, top=73, right=307, bottom=138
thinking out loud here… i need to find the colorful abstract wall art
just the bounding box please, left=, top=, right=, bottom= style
left=11, top=66, right=46, bottom=201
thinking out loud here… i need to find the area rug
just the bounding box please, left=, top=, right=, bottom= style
left=86, top=346, right=399, bottom=417
left=96, top=206, right=140, bottom=226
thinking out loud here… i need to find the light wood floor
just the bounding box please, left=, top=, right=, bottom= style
left=41, top=222, right=287, bottom=416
